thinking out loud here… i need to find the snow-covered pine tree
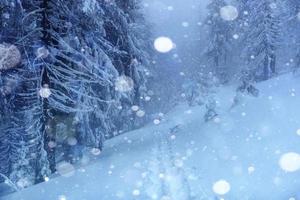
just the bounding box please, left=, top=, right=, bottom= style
left=284, top=0, right=300, bottom=73
left=204, top=0, right=234, bottom=83
left=241, top=0, right=281, bottom=81
left=101, top=0, right=152, bottom=132
left=0, top=0, right=51, bottom=187
left=0, top=0, right=153, bottom=186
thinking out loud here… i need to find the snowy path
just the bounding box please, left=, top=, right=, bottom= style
left=144, top=126, right=210, bottom=200
left=145, top=127, right=192, bottom=200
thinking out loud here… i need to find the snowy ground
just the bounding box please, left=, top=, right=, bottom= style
left=3, top=73, right=300, bottom=200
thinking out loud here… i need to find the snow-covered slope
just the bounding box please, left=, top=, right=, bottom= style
left=3, top=74, right=300, bottom=200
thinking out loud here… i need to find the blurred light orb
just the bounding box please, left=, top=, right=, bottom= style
left=233, top=34, right=239, bottom=39
left=90, top=148, right=101, bottom=156
left=182, top=22, right=189, bottom=27
left=145, top=96, right=151, bottom=101
left=212, top=179, right=231, bottom=195
left=279, top=152, right=300, bottom=172
left=269, top=3, right=277, bottom=9
left=36, top=46, right=49, bottom=59
left=44, top=176, right=50, bottom=182
left=136, top=110, right=145, bottom=117
left=153, top=119, right=161, bottom=125
left=67, top=137, right=77, bottom=146
left=39, top=84, right=51, bottom=98
left=56, top=162, right=75, bottom=177
left=132, top=189, right=140, bottom=196
left=131, top=105, right=139, bottom=112
left=248, top=166, right=255, bottom=174
left=0, top=43, right=21, bottom=70
left=58, top=195, right=67, bottom=200
left=154, top=37, right=174, bottom=53
left=115, top=75, right=134, bottom=92
left=48, top=141, right=56, bottom=148
left=220, top=5, right=239, bottom=21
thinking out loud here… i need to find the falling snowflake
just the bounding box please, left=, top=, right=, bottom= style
left=182, top=22, right=189, bottom=27
left=132, top=189, right=140, bottom=196
left=296, top=129, right=300, bottom=136
left=220, top=5, right=239, bottom=21
left=48, top=141, right=56, bottom=148
left=39, top=84, right=52, bottom=98
left=233, top=34, right=239, bottom=39
left=167, top=6, right=174, bottom=11
left=36, top=46, right=50, bottom=59
left=269, top=3, right=277, bottom=9
left=279, top=152, right=300, bottom=172
left=90, top=148, right=101, bottom=156
left=67, top=137, right=77, bottom=146
left=115, top=75, right=134, bottom=92
left=153, top=119, right=161, bottom=125
left=136, top=110, right=145, bottom=117
left=154, top=37, right=174, bottom=53
left=212, top=179, right=231, bottom=195
left=131, top=105, right=139, bottom=112
left=248, top=166, right=255, bottom=174
left=58, top=195, right=67, bottom=200
left=56, top=162, right=75, bottom=177
left=145, top=96, right=151, bottom=101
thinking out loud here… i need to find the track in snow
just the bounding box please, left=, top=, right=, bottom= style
left=143, top=125, right=209, bottom=200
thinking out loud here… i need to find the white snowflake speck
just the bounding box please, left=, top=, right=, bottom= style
left=58, top=195, right=67, bottom=200
left=36, top=46, right=49, bottom=59
left=167, top=6, right=174, bottom=11
left=56, top=162, right=75, bottom=177
left=90, top=148, right=101, bottom=156
left=233, top=34, right=239, bottom=39
left=153, top=119, right=161, bottom=125
left=220, top=6, right=239, bottom=21
left=67, top=137, right=77, bottom=146
left=132, top=189, right=140, bottom=196
left=269, top=3, right=277, bottom=9
left=39, top=85, right=51, bottom=98
left=145, top=96, right=151, bottom=101
left=115, top=75, right=134, bottom=92
left=136, top=110, right=145, bottom=117
left=248, top=166, right=255, bottom=174
left=296, top=129, right=300, bottom=136
left=131, top=105, right=139, bottom=112
left=48, top=141, right=56, bottom=148
left=182, top=22, right=189, bottom=27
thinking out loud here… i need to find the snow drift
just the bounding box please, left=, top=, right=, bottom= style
left=3, top=73, right=300, bottom=200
